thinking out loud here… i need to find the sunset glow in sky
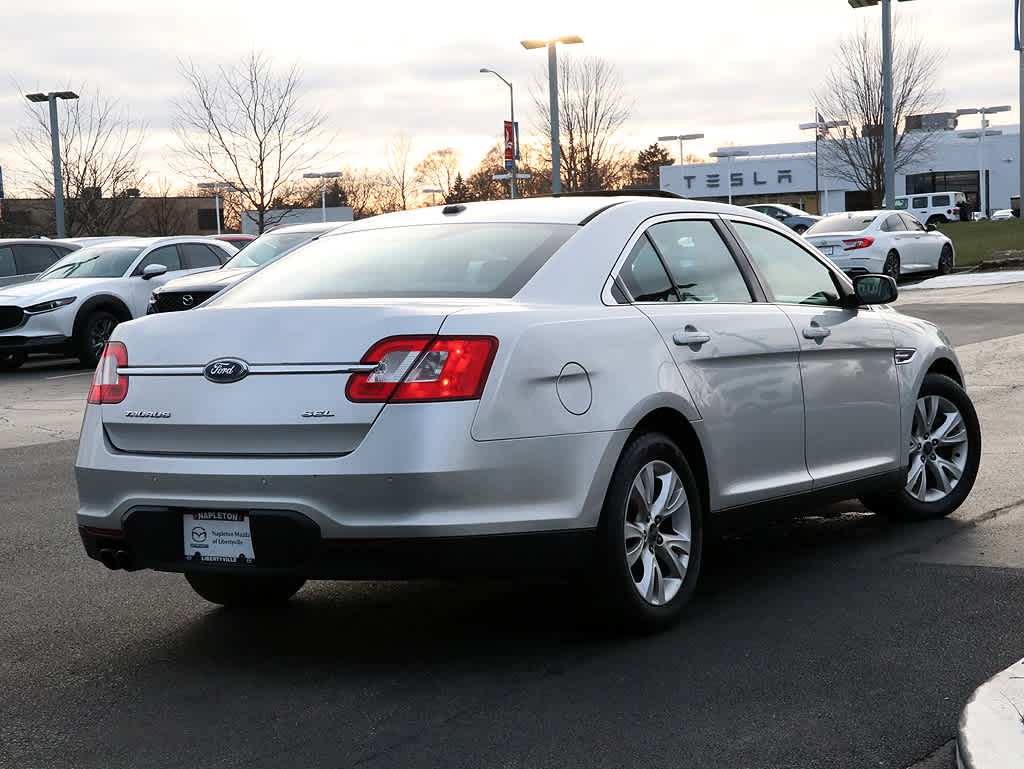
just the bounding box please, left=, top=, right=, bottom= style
left=0, top=0, right=1018, bottom=193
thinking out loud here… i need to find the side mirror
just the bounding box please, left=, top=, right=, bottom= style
left=926, top=223, right=937, bottom=232
left=141, top=263, right=167, bottom=280
left=847, top=274, right=898, bottom=306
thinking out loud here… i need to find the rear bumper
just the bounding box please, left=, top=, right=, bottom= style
left=75, top=401, right=629, bottom=541
left=79, top=512, right=596, bottom=579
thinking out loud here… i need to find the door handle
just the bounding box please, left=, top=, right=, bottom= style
left=673, top=328, right=711, bottom=347
left=802, top=326, right=831, bottom=340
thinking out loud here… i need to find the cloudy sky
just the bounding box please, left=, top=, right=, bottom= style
left=0, top=0, right=1019, bottom=194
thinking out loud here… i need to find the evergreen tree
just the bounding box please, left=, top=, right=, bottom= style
left=446, top=173, right=471, bottom=204
left=632, top=143, right=674, bottom=186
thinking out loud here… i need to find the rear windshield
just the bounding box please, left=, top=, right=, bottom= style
left=804, top=215, right=875, bottom=235
left=213, top=223, right=577, bottom=303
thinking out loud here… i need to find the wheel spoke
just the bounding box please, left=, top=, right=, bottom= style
left=658, top=537, right=690, bottom=579
left=933, top=457, right=962, bottom=492
left=933, top=411, right=967, bottom=447
left=635, top=548, right=656, bottom=600
left=624, top=521, right=646, bottom=567
left=906, top=456, right=927, bottom=499
left=649, top=468, right=682, bottom=519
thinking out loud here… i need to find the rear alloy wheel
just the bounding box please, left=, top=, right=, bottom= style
left=595, top=432, right=704, bottom=632
left=883, top=251, right=901, bottom=282
left=0, top=350, right=27, bottom=371
left=861, top=373, right=981, bottom=521
left=938, top=245, right=954, bottom=275
left=185, top=572, right=306, bottom=608
left=76, top=311, right=119, bottom=367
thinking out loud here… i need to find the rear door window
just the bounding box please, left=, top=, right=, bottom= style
left=618, top=237, right=678, bottom=303
left=179, top=243, right=224, bottom=269
left=0, top=246, right=15, bottom=277
left=912, top=196, right=929, bottom=208
left=646, top=220, right=751, bottom=303
left=13, top=244, right=61, bottom=274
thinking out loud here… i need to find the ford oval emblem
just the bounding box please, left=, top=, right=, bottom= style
left=204, top=358, right=249, bottom=383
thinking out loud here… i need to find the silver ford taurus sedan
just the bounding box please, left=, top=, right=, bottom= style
left=75, top=196, right=981, bottom=630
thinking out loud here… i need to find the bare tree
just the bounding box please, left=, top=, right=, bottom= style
left=380, top=135, right=415, bottom=211
left=14, top=90, right=146, bottom=235
left=335, top=168, right=388, bottom=219
left=815, top=22, right=944, bottom=207
left=464, top=143, right=550, bottom=201
left=532, top=56, right=632, bottom=192
left=172, top=51, right=329, bottom=234
left=414, top=148, right=462, bottom=199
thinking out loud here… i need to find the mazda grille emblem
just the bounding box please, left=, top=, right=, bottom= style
left=182, top=294, right=194, bottom=307
left=203, top=358, right=250, bottom=383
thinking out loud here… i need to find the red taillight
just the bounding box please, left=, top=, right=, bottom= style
left=842, top=237, right=875, bottom=250
left=347, top=335, right=498, bottom=403
left=87, top=342, right=128, bottom=404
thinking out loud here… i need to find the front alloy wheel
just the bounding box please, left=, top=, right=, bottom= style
left=77, top=311, right=119, bottom=367
left=861, top=373, right=981, bottom=520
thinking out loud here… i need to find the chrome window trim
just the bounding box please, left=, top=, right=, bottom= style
left=118, top=363, right=379, bottom=376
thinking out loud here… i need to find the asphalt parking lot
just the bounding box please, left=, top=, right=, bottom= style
left=3, top=281, right=1024, bottom=768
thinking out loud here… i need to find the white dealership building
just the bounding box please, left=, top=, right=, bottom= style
left=659, top=122, right=1021, bottom=217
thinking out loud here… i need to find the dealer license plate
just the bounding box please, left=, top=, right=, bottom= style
left=818, top=246, right=834, bottom=255
left=183, top=511, right=255, bottom=564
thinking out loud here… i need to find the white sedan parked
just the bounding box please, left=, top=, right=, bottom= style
left=803, top=210, right=955, bottom=281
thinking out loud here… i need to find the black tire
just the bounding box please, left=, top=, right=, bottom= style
left=938, top=244, right=954, bottom=275
left=185, top=572, right=306, bottom=608
left=793, top=224, right=808, bottom=235
left=0, top=350, right=27, bottom=371
left=593, top=432, right=704, bottom=632
left=861, top=373, right=981, bottom=521
left=76, top=310, right=119, bottom=367
left=883, top=250, right=901, bottom=282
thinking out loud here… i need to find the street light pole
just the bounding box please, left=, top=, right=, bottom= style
left=25, top=91, right=78, bottom=238
left=657, top=133, right=705, bottom=166
left=709, top=149, right=750, bottom=205
left=848, top=0, right=914, bottom=208
left=522, top=35, right=583, bottom=194
left=480, top=68, right=517, bottom=198
left=302, top=172, right=344, bottom=222
left=956, top=106, right=1011, bottom=217
left=422, top=187, right=443, bottom=205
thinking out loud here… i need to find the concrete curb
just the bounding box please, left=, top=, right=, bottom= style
left=900, top=271, right=1024, bottom=291
left=956, top=657, right=1024, bottom=769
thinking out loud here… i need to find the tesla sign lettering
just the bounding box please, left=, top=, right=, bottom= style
left=682, top=169, right=793, bottom=190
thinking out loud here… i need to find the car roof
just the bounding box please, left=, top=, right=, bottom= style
left=260, top=222, right=347, bottom=235
left=0, top=238, right=81, bottom=247
left=326, top=196, right=778, bottom=234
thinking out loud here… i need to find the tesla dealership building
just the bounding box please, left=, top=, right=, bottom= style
left=659, top=122, right=1021, bottom=217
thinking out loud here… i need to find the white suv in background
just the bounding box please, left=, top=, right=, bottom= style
left=895, top=192, right=967, bottom=225
left=0, top=237, right=235, bottom=370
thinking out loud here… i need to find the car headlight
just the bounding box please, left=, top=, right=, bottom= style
left=24, top=297, right=76, bottom=314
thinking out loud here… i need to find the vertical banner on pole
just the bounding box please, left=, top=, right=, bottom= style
left=514, top=122, right=520, bottom=160
left=504, top=121, right=515, bottom=161
left=1016, top=0, right=1022, bottom=50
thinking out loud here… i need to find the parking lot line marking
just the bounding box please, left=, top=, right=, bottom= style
left=46, top=372, right=93, bottom=380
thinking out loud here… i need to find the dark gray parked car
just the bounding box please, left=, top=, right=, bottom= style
left=0, top=239, right=81, bottom=288
left=745, top=203, right=820, bottom=235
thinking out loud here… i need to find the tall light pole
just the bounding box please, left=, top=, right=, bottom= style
left=25, top=91, right=78, bottom=238
left=956, top=106, right=1010, bottom=218
left=303, top=171, right=344, bottom=222
left=709, top=149, right=749, bottom=205
left=480, top=68, right=518, bottom=199
left=848, top=0, right=914, bottom=209
left=799, top=116, right=849, bottom=214
left=657, top=133, right=704, bottom=166
left=521, top=35, right=583, bottom=194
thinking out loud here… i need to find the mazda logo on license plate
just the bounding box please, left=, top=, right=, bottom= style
left=204, top=358, right=250, bottom=383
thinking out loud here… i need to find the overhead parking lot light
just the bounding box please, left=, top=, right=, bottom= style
left=303, top=171, right=345, bottom=222
left=657, top=133, right=705, bottom=167
left=24, top=90, right=79, bottom=238
left=847, top=0, right=914, bottom=208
